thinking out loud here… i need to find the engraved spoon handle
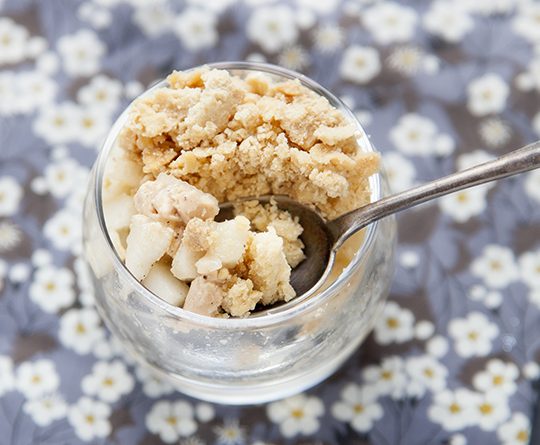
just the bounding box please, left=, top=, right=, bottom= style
left=329, top=141, right=540, bottom=249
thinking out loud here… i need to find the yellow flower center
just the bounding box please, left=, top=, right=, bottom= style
left=449, top=403, right=461, bottom=414
left=517, top=430, right=529, bottom=442
left=492, top=375, right=504, bottom=386
left=381, top=370, right=393, bottom=380
left=479, top=403, right=493, bottom=415
left=386, top=317, right=399, bottom=328
left=354, top=404, right=364, bottom=414
left=291, top=409, right=304, bottom=419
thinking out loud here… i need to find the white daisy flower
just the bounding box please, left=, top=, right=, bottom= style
left=373, top=301, right=415, bottom=345
left=391, top=115, right=428, bottom=155
left=414, top=320, right=435, bottom=340
left=213, top=419, right=246, bottom=444
left=363, top=356, right=407, bottom=399
left=43, top=209, right=81, bottom=253
left=522, top=362, right=540, bottom=380
left=0, top=221, right=22, bottom=251
left=0, top=355, right=14, bottom=396
left=43, top=158, right=85, bottom=199
left=363, top=2, right=418, bottom=45
left=449, top=433, right=467, bottom=445
left=457, top=150, right=495, bottom=171
left=32, top=249, right=52, bottom=267
left=77, top=3, right=113, bottom=30
left=81, top=360, right=134, bottom=403
left=174, top=8, right=218, bottom=51
left=135, top=366, right=175, bottom=398
left=295, top=0, right=339, bottom=14
left=383, top=152, right=416, bottom=193
left=479, top=118, right=512, bottom=148
left=423, top=1, right=473, bottom=43
left=57, top=29, right=106, bottom=77
left=473, top=359, right=518, bottom=396
left=247, top=5, right=298, bottom=53
left=471, top=245, right=519, bottom=289
left=267, top=393, right=324, bottom=438
left=312, top=24, right=344, bottom=53
left=512, top=3, right=540, bottom=44
left=77, top=75, right=122, bottom=112
left=467, top=74, right=509, bottom=117
left=33, top=102, right=79, bottom=145
left=9, top=262, right=30, bottom=283
left=439, top=186, right=488, bottom=222
left=68, top=397, right=111, bottom=442
left=428, top=388, right=477, bottom=431
left=448, top=312, right=499, bottom=358
left=525, top=169, right=540, bottom=204
left=29, top=266, right=75, bottom=313
left=0, top=176, right=23, bottom=217
left=133, top=3, right=175, bottom=36
left=405, top=355, right=448, bottom=398
left=518, top=250, right=540, bottom=289
left=331, top=384, right=382, bottom=432
left=15, top=359, right=60, bottom=400
left=195, top=403, right=214, bottom=422
left=59, top=308, right=105, bottom=355
left=187, top=0, right=236, bottom=13
left=340, top=45, right=381, bottom=84
left=471, top=391, right=510, bottom=431
left=17, top=71, right=57, bottom=111
left=0, top=18, right=29, bottom=65
left=36, top=51, right=59, bottom=75
left=146, top=400, right=197, bottom=443
left=23, top=393, right=67, bottom=427
left=387, top=46, right=425, bottom=75
left=278, top=46, right=309, bottom=70
left=74, top=106, right=111, bottom=148
left=497, top=412, right=531, bottom=445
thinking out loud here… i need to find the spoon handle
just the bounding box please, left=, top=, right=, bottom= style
left=330, top=140, right=540, bottom=249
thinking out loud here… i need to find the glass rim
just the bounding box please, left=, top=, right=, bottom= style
left=94, top=61, right=382, bottom=329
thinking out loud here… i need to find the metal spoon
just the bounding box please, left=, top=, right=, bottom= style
left=219, top=141, right=540, bottom=310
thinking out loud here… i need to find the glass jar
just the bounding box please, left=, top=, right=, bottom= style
left=83, top=62, right=396, bottom=405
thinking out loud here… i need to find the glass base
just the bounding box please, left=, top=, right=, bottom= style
left=125, top=335, right=365, bottom=405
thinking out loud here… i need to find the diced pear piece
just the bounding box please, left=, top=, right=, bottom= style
left=142, top=261, right=189, bottom=306
left=195, top=256, right=222, bottom=275
left=125, top=215, right=174, bottom=280
left=102, top=149, right=143, bottom=201
left=204, top=216, right=250, bottom=268
left=134, top=173, right=218, bottom=223
left=103, top=193, right=136, bottom=232
left=171, top=241, right=203, bottom=281
left=109, top=230, right=126, bottom=261
left=183, top=277, right=224, bottom=317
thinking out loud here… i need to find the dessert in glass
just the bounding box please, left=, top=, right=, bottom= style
left=83, top=62, right=396, bottom=404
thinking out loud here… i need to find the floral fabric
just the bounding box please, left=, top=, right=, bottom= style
left=1, top=0, right=540, bottom=444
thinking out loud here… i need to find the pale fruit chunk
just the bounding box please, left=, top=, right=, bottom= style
left=171, top=241, right=203, bottom=281
left=102, top=150, right=143, bottom=201
left=103, top=193, right=136, bottom=231
left=206, top=216, right=250, bottom=268
left=142, top=261, right=188, bottom=306
left=134, top=172, right=219, bottom=223
left=125, top=215, right=174, bottom=280
left=247, top=228, right=295, bottom=305
left=183, top=277, right=223, bottom=317
left=109, top=230, right=126, bottom=261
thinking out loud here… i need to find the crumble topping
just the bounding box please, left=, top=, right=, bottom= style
left=103, top=67, right=379, bottom=317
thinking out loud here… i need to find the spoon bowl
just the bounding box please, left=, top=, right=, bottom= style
left=219, top=141, right=540, bottom=310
